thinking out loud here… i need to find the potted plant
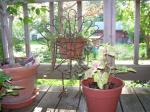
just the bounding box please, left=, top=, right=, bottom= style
left=0, top=69, right=22, bottom=111
left=44, top=9, right=93, bottom=60
left=1, top=63, right=39, bottom=109
left=56, top=33, right=86, bottom=60
left=81, top=44, right=135, bottom=112
left=55, top=9, right=93, bottom=60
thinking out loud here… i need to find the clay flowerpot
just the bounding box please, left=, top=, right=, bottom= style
left=81, top=76, right=124, bottom=112
left=57, top=38, right=86, bottom=59
left=2, top=64, right=39, bottom=109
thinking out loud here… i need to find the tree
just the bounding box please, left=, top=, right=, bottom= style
left=116, top=0, right=134, bottom=40
left=140, top=1, right=150, bottom=58
left=116, top=0, right=150, bottom=58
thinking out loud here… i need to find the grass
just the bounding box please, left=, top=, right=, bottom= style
left=125, top=80, right=150, bottom=88
left=36, top=79, right=150, bottom=88
left=37, top=79, right=79, bottom=86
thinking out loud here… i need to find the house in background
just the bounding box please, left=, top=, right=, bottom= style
left=94, top=21, right=129, bottom=43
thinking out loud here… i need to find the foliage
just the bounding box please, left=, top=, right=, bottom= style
left=116, top=0, right=150, bottom=58
left=85, top=44, right=135, bottom=89
left=116, top=0, right=134, bottom=40
left=140, top=1, right=150, bottom=58
left=31, top=45, right=50, bottom=63
left=0, top=0, right=35, bottom=3
left=140, top=1, right=150, bottom=36
left=0, top=69, right=23, bottom=111
left=0, top=29, right=4, bottom=62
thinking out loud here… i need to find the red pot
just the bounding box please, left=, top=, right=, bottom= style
left=2, top=64, right=39, bottom=109
left=81, top=76, right=124, bottom=112
left=57, top=38, right=85, bottom=59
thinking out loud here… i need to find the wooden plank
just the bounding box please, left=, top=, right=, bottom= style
left=134, top=88, right=150, bottom=112
left=8, top=15, right=15, bottom=65
left=1, top=2, right=15, bottom=64
left=134, top=0, right=140, bottom=64
left=116, top=100, right=123, bottom=112
left=120, top=94, right=145, bottom=112
left=23, top=4, right=31, bottom=57
left=11, top=86, right=50, bottom=112
left=49, top=2, right=54, bottom=32
left=33, top=86, right=64, bottom=112
left=134, top=88, right=150, bottom=94
left=111, top=0, right=116, bottom=45
left=56, top=87, right=80, bottom=110
left=115, top=64, right=150, bottom=80
left=46, top=108, right=76, bottom=112
left=120, top=88, right=145, bottom=112
left=49, top=2, right=56, bottom=70
left=136, top=94, right=150, bottom=112
left=37, top=64, right=150, bottom=80
left=103, top=0, right=116, bottom=44
left=79, top=96, right=87, bottom=112
left=77, top=1, right=82, bottom=32
left=58, top=1, right=63, bottom=33
left=0, top=2, right=9, bottom=59
left=26, top=0, right=101, bottom=3
left=37, top=63, right=87, bottom=79
left=7, top=0, right=149, bottom=4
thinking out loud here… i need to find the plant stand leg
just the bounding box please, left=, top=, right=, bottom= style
left=69, top=59, right=72, bottom=79
left=58, top=72, right=68, bottom=97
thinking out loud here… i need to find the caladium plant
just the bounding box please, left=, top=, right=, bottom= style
left=85, top=44, right=136, bottom=89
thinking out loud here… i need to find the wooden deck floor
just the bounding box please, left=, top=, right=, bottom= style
left=9, top=86, right=150, bottom=112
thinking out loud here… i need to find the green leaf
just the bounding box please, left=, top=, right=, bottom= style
left=23, top=17, right=33, bottom=24
left=35, top=8, right=40, bottom=15
left=7, top=6, right=18, bottom=15
left=12, top=86, right=25, bottom=90
left=40, top=6, right=48, bottom=13
left=31, top=7, right=35, bottom=11
left=19, top=17, right=23, bottom=21
left=28, top=0, right=35, bottom=3
left=8, top=91, right=19, bottom=96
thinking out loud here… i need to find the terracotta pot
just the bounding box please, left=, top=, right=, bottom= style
left=81, top=76, right=124, bottom=112
left=2, top=64, right=39, bottom=109
left=57, top=38, right=86, bottom=59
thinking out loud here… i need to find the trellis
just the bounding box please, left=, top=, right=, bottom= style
left=0, top=0, right=140, bottom=65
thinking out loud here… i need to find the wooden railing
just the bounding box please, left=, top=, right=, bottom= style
left=1, top=0, right=142, bottom=65
left=37, top=63, right=150, bottom=80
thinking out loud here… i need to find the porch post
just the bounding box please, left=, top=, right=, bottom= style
left=49, top=2, right=54, bottom=32
left=134, top=0, right=140, bottom=65
left=0, top=2, right=15, bottom=65
left=49, top=2, right=56, bottom=70
left=103, top=0, right=116, bottom=45
left=23, top=3, right=31, bottom=57
left=8, top=15, right=15, bottom=65
left=77, top=1, right=82, bottom=32
left=0, top=2, right=9, bottom=60
left=58, top=1, right=63, bottom=34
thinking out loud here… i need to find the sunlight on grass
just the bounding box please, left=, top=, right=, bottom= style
left=36, top=79, right=79, bottom=86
